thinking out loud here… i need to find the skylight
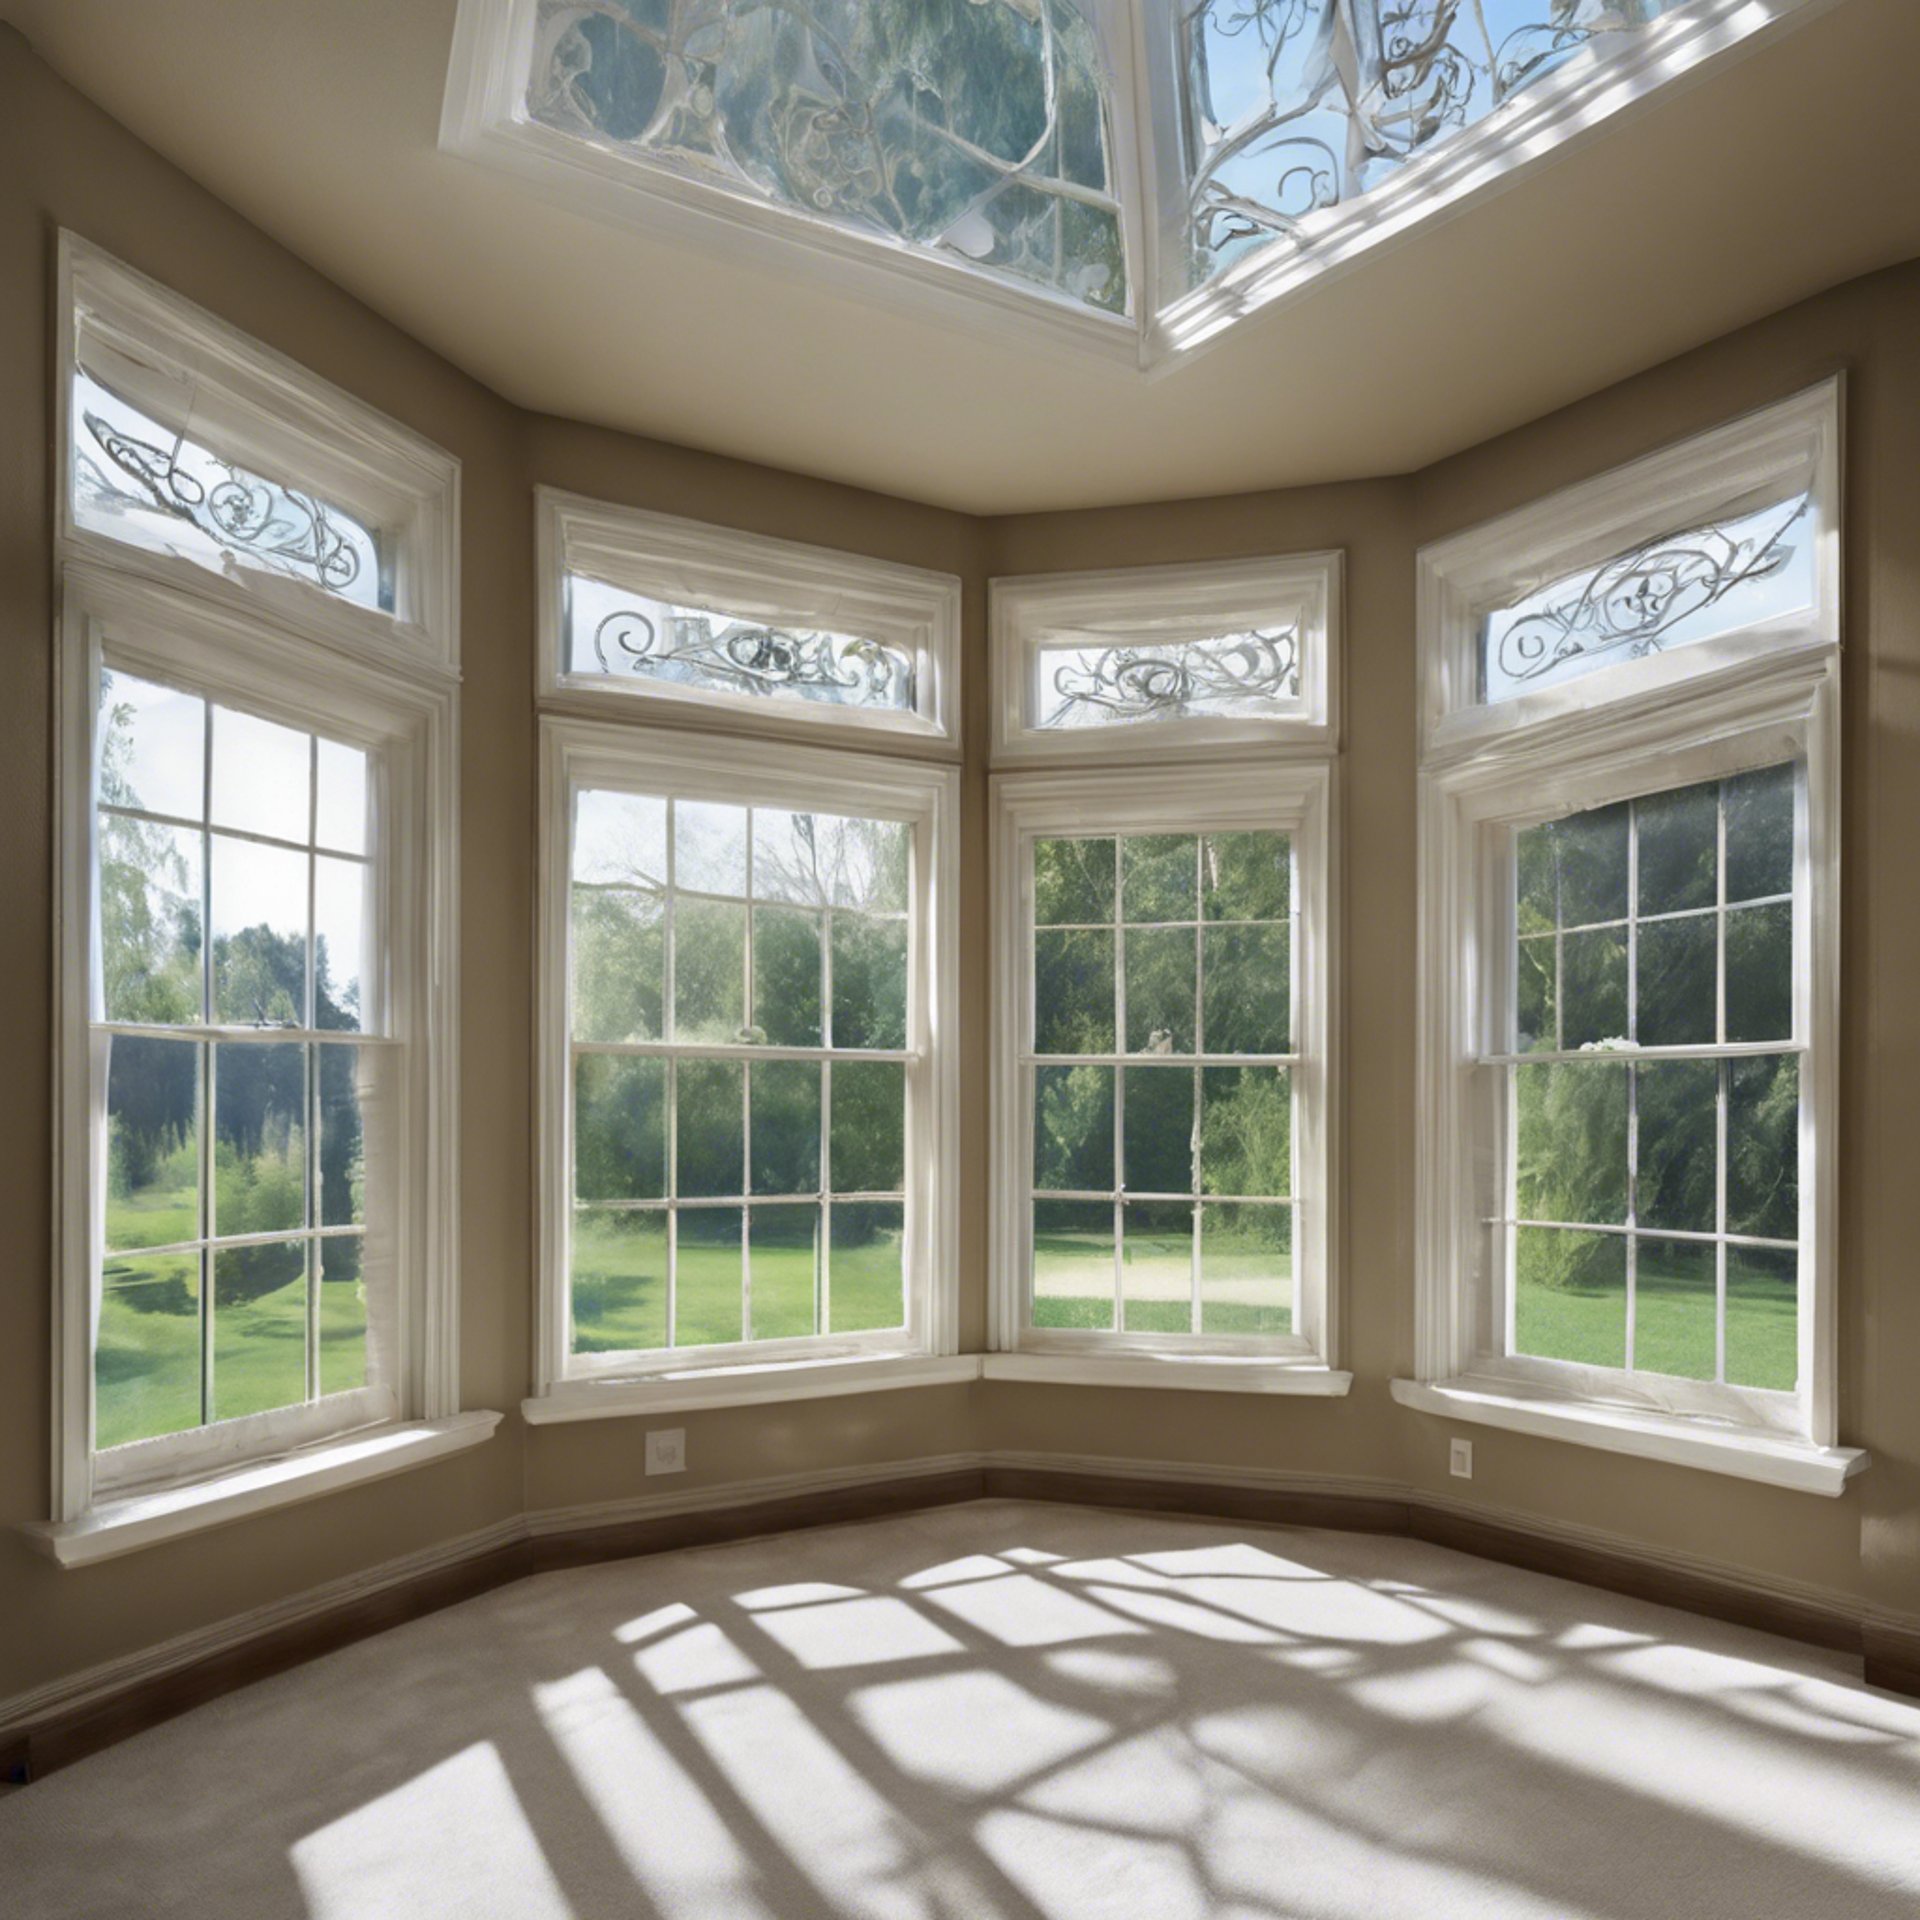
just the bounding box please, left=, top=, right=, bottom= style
left=442, top=0, right=1828, bottom=367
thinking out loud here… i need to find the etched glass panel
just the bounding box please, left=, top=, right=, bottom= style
left=71, top=366, right=388, bottom=610
left=1034, top=624, right=1302, bottom=731
left=1481, top=496, right=1815, bottom=703
left=1176, top=1, right=1688, bottom=296
left=525, top=0, right=1127, bottom=315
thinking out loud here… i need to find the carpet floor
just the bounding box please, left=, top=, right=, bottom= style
left=4, top=1499, right=1919, bottom=1918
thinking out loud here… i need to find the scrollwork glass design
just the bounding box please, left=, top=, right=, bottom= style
left=1177, top=1, right=1684, bottom=292
left=1036, top=626, right=1302, bottom=730
left=566, top=573, right=916, bottom=713
left=525, top=0, right=1127, bottom=315
left=71, top=369, right=388, bottom=612
left=1480, top=494, right=1814, bottom=704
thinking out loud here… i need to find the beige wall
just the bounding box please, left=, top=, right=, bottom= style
left=3, top=31, right=1915, bottom=1708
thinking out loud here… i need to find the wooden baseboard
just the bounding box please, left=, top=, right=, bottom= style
left=7, top=1453, right=1914, bottom=1783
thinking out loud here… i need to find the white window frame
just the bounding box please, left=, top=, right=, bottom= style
left=536, top=489, right=960, bottom=751
left=986, top=759, right=1345, bottom=1394
left=531, top=716, right=961, bottom=1422
left=1404, top=382, right=1864, bottom=1496
left=60, top=234, right=460, bottom=679
left=40, top=244, right=481, bottom=1567
left=989, top=553, right=1340, bottom=766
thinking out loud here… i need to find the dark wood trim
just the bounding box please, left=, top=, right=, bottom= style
left=9, top=1461, right=1913, bottom=1784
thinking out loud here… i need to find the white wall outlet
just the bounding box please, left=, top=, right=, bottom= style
left=1449, top=1437, right=1473, bottom=1479
left=645, top=1428, right=686, bottom=1476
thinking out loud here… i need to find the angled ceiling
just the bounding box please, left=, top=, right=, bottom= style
left=6, top=0, right=1919, bottom=514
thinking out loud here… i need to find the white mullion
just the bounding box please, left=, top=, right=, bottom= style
left=1624, top=798, right=1640, bottom=1372
left=1481, top=1039, right=1805, bottom=1068
left=198, top=705, right=215, bottom=1428
left=96, top=1021, right=401, bottom=1047
left=305, top=734, right=320, bottom=1403
left=741, top=807, right=755, bottom=1343
left=1190, top=837, right=1204, bottom=1336
left=100, top=802, right=370, bottom=866
left=1497, top=1216, right=1795, bottom=1251
left=664, top=799, right=679, bottom=1349
left=1111, top=835, right=1125, bottom=1330
left=1715, top=780, right=1731, bottom=1384
left=819, top=898, right=834, bottom=1338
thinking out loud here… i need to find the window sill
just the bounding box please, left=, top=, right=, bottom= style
left=983, top=1352, right=1353, bottom=1396
left=20, top=1412, right=504, bottom=1568
left=523, top=1352, right=982, bottom=1423
left=1391, top=1378, right=1868, bottom=1496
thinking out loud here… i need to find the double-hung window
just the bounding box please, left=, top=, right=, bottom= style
left=1405, top=381, right=1863, bottom=1493
left=532, top=498, right=961, bottom=1420
left=44, top=237, right=470, bottom=1560
left=987, top=555, right=1345, bottom=1391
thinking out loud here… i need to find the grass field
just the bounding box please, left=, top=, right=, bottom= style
left=1032, top=1227, right=1292, bottom=1337
left=570, top=1207, right=906, bottom=1353
left=1515, top=1252, right=1797, bottom=1390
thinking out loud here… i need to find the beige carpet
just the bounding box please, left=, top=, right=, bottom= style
left=4, top=1499, right=1918, bottom=1919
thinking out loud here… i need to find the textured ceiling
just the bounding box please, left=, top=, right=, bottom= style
left=7, top=0, right=1919, bottom=514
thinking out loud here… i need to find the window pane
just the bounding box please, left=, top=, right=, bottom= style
left=576, top=1054, right=667, bottom=1201
left=1560, top=926, right=1627, bottom=1049
left=1636, top=915, right=1714, bottom=1047
left=1726, top=1246, right=1798, bottom=1391
left=830, top=1060, right=905, bottom=1194
left=318, top=1235, right=367, bottom=1395
left=1516, top=823, right=1558, bottom=935
left=572, top=886, right=664, bottom=1044
left=676, top=1061, right=744, bottom=1198
left=1122, top=1201, right=1192, bottom=1333
left=213, top=1042, right=307, bottom=1238
left=98, top=669, right=204, bottom=820
left=574, top=788, right=669, bottom=888
left=1034, top=1064, right=1113, bottom=1192
left=675, top=799, right=748, bottom=895
left=96, top=1251, right=201, bottom=1449
left=211, top=1237, right=309, bottom=1422
left=830, top=1202, right=905, bottom=1333
left=1034, top=837, right=1113, bottom=925
left=753, top=906, right=822, bottom=1047
left=1203, top=832, right=1287, bottom=921
left=1201, top=923, right=1288, bottom=1054
left=315, top=738, right=368, bottom=856
left=1514, top=1227, right=1626, bottom=1369
left=674, top=898, right=747, bottom=1043
left=1122, top=1066, right=1193, bottom=1196
left=317, top=1045, right=368, bottom=1227
left=1630, top=1237, right=1717, bottom=1382
left=571, top=1208, right=667, bottom=1355
left=1122, top=835, right=1196, bottom=922
left=757, top=810, right=908, bottom=912
left=1725, top=765, right=1795, bottom=903
left=1036, top=629, right=1302, bottom=729
left=1516, top=934, right=1556, bottom=1053
left=1728, top=1053, right=1799, bottom=1242
left=751, top=1060, right=821, bottom=1196
left=1515, top=1061, right=1627, bottom=1226
left=105, top=1035, right=200, bottom=1251
left=675, top=1207, right=743, bottom=1346
left=1032, top=1200, right=1113, bottom=1331
left=1554, top=804, right=1630, bottom=927
left=750, top=1205, right=818, bottom=1341
left=1201, top=1204, right=1290, bottom=1337
left=1199, top=1066, right=1290, bottom=1198
left=831, top=914, right=908, bottom=1050
left=211, top=834, right=307, bottom=1027
left=1725, top=901, right=1792, bottom=1043
left=211, top=706, right=310, bottom=845
left=314, top=855, right=370, bottom=1033
left=1124, top=927, right=1195, bottom=1054
left=1034, top=928, right=1114, bottom=1053
left=100, top=815, right=203, bottom=1025
left=1637, top=783, right=1717, bottom=917
left=1635, top=1061, right=1716, bottom=1236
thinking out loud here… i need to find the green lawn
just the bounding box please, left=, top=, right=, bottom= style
left=570, top=1209, right=905, bottom=1354
left=1516, top=1255, right=1797, bottom=1390
left=1032, top=1228, right=1291, bottom=1337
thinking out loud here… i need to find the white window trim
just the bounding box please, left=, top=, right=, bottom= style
left=441, top=0, right=1146, bottom=369
left=1138, top=0, right=1840, bottom=366
left=988, top=759, right=1343, bottom=1391
left=60, top=233, right=461, bottom=682
left=535, top=488, right=961, bottom=750
left=989, top=553, right=1340, bottom=766
left=531, top=715, right=960, bottom=1420
left=1409, top=387, right=1861, bottom=1492
left=51, top=565, right=467, bottom=1529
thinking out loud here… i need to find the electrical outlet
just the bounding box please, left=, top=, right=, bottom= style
left=645, top=1427, right=686, bottom=1476
left=1449, top=1437, right=1473, bottom=1479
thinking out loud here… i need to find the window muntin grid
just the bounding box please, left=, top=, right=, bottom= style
left=92, top=666, right=385, bottom=1452
left=1025, top=828, right=1296, bottom=1340
left=1489, top=765, right=1802, bottom=1394
left=1030, top=625, right=1304, bottom=733
left=567, top=787, right=916, bottom=1357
